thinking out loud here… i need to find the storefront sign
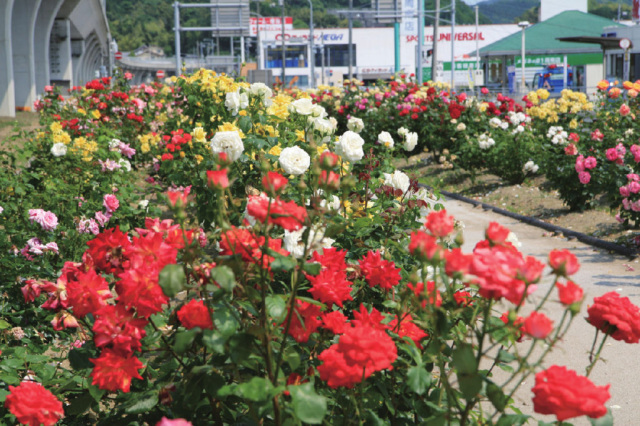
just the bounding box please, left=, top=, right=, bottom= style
left=250, top=17, right=293, bottom=36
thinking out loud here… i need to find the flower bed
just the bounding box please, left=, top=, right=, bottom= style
left=0, top=71, right=638, bottom=425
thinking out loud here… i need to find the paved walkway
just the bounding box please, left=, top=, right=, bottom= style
left=443, top=198, right=639, bottom=425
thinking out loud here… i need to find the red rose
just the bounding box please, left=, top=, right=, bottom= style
left=262, top=171, right=288, bottom=194
left=556, top=280, right=584, bottom=306
left=523, top=311, right=553, bottom=339
left=532, top=365, right=610, bottom=421
left=409, top=230, right=444, bottom=261
left=317, top=323, right=397, bottom=388
left=359, top=250, right=401, bottom=290
left=177, top=299, right=213, bottom=330
left=485, top=222, right=510, bottom=245
left=5, top=382, right=64, bottom=426
left=207, top=169, right=229, bottom=190
left=319, top=151, right=340, bottom=169
left=587, top=291, right=640, bottom=343
left=318, top=170, right=340, bottom=191
left=501, top=312, right=525, bottom=342
left=424, top=209, right=455, bottom=238
left=90, top=349, right=144, bottom=392
left=548, top=249, right=580, bottom=276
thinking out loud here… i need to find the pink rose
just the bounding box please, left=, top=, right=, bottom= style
left=620, top=104, right=631, bottom=116
left=564, top=144, right=578, bottom=156
left=156, top=418, right=193, bottom=426
left=574, top=155, right=585, bottom=173
left=124, top=72, right=133, bottom=80
left=44, top=85, right=54, bottom=92
left=103, top=194, right=119, bottom=213
left=28, top=209, right=46, bottom=223
left=578, top=171, right=591, bottom=184
left=629, top=181, right=640, bottom=194
left=620, top=186, right=631, bottom=197
left=481, top=87, right=489, bottom=95
left=41, top=211, right=58, bottom=231
left=94, top=211, right=111, bottom=227
left=632, top=200, right=640, bottom=212
left=627, top=173, right=640, bottom=182
left=623, top=198, right=631, bottom=210
left=584, top=156, right=597, bottom=169
left=606, top=148, right=618, bottom=161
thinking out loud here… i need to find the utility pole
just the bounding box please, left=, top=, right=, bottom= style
left=432, top=0, right=440, bottom=82
left=417, top=0, right=424, bottom=84
left=281, top=0, right=286, bottom=88
left=174, top=2, right=181, bottom=77
left=348, top=0, right=353, bottom=80
left=309, top=0, right=315, bottom=88
left=451, top=0, right=456, bottom=89
left=475, top=5, right=479, bottom=96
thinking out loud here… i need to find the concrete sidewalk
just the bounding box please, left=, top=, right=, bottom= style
left=443, top=198, right=640, bottom=425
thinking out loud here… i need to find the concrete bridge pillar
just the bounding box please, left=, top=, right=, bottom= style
left=0, top=0, right=15, bottom=117
left=34, top=0, right=65, bottom=94
left=12, top=0, right=41, bottom=110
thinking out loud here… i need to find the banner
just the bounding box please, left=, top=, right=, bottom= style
left=250, top=17, right=293, bottom=37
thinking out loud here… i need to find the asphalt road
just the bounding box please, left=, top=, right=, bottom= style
left=443, top=198, right=640, bottom=425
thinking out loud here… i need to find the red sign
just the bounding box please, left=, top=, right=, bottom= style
left=249, top=17, right=293, bottom=36
left=114, top=51, right=122, bottom=61
left=156, top=70, right=165, bottom=79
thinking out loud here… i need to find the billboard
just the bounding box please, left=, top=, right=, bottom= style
left=250, top=17, right=293, bottom=37
left=210, top=0, right=250, bottom=37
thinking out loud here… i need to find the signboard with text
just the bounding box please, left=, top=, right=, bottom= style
left=250, top=17, right=293, bottom=37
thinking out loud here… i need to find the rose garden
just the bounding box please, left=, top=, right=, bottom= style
left=0, top=69, right=639, bottom=425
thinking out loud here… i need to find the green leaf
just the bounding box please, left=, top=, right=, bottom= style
left=202, top=329, right=226, bottom=354
left=289, top=382, right=328, bottom=424
left=66, top=393, right=93, bottom=415
left=458, top=373, right=482, bottom=400
left=496, top=413, right=530, bottom=426
left=589, top=410, right=614, bottom=426
left=229, top=333, right=254, bottom=364
left=237, top=377, right=273, bottom=402
left=211, top=266, right=236, bottom=292
left=88, top=384, right=106, bottom=402
left=125, top=393, right=158, bottom=414
left=406, top=366, right=431, bottom=395
left=68, top=347, right=93, bottom=371
left=266, top=295, right=287, bottom=323
left=174, top=329, right=198, bottom=354
left=487, top=382, right=509, bottom=411
left=158, top=264, right=186, bottom=297
left=0, top=320, right=10, bottom=330
left=452, top=343, right=477, bottom=375
left=270, top=255, right=297, bottom=272
left=302, top=262, right=321, bottom=275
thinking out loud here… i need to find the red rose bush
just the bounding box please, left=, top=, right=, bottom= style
left=2, top=70, right=637, bottom=425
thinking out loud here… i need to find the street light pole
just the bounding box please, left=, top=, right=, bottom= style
left=281, top=0, right=286, bottom=89
left=308, top=0, right=315, bottom=88
left=348, top=0, right=353, bottom=80
left=518, top=21, right=529, bottom=93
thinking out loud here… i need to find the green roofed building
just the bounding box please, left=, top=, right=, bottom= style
left=479, top=10, right=625, bottom=95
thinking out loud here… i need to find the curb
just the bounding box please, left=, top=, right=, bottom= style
left=400, top=160, right=639, bottom=259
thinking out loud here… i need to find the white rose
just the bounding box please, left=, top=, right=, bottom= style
left=523, top=160, right=539, bottom=174
left=347, top=117, right=365, bottom=133
left=313, top=117, right=335, bottom=136
left=403, top=132, right=418, bottom=151
left=211, top=131, right=245, bottom=162
left=284, top=226, right=335, bottom=258
left=225, top=91, right=241, bottom=115
left=51, top=143, right=67, bottom=157
left=109, top=138, right=122, bottom=149
left=311, top=104, right=327, bottom=118
left=138, top=200, right=149, bottom=210
left=397, top=127, right=409, bottom=137
left=290, top=98, right=314, bottom=115
left=118, top=158, right=132, bottom=172
left=225, top=91, right=248, bottom=116
left=335, top=131, right=365, bottom=162
left=250, top=82, right=273, bottom=106
left=378, top=131, right=394, bottom=148
left=500, top=122, right=509, bottom=130
left=456, top=123, right=466, bottom=132
left=279, top=146, right=311, bottom=176
left=383, top=170, right=411, bottom=194
left=489, top=117, right=502, bottom=128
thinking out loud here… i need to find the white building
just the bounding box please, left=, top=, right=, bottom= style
left=257, top=24, right=520, bottom=88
